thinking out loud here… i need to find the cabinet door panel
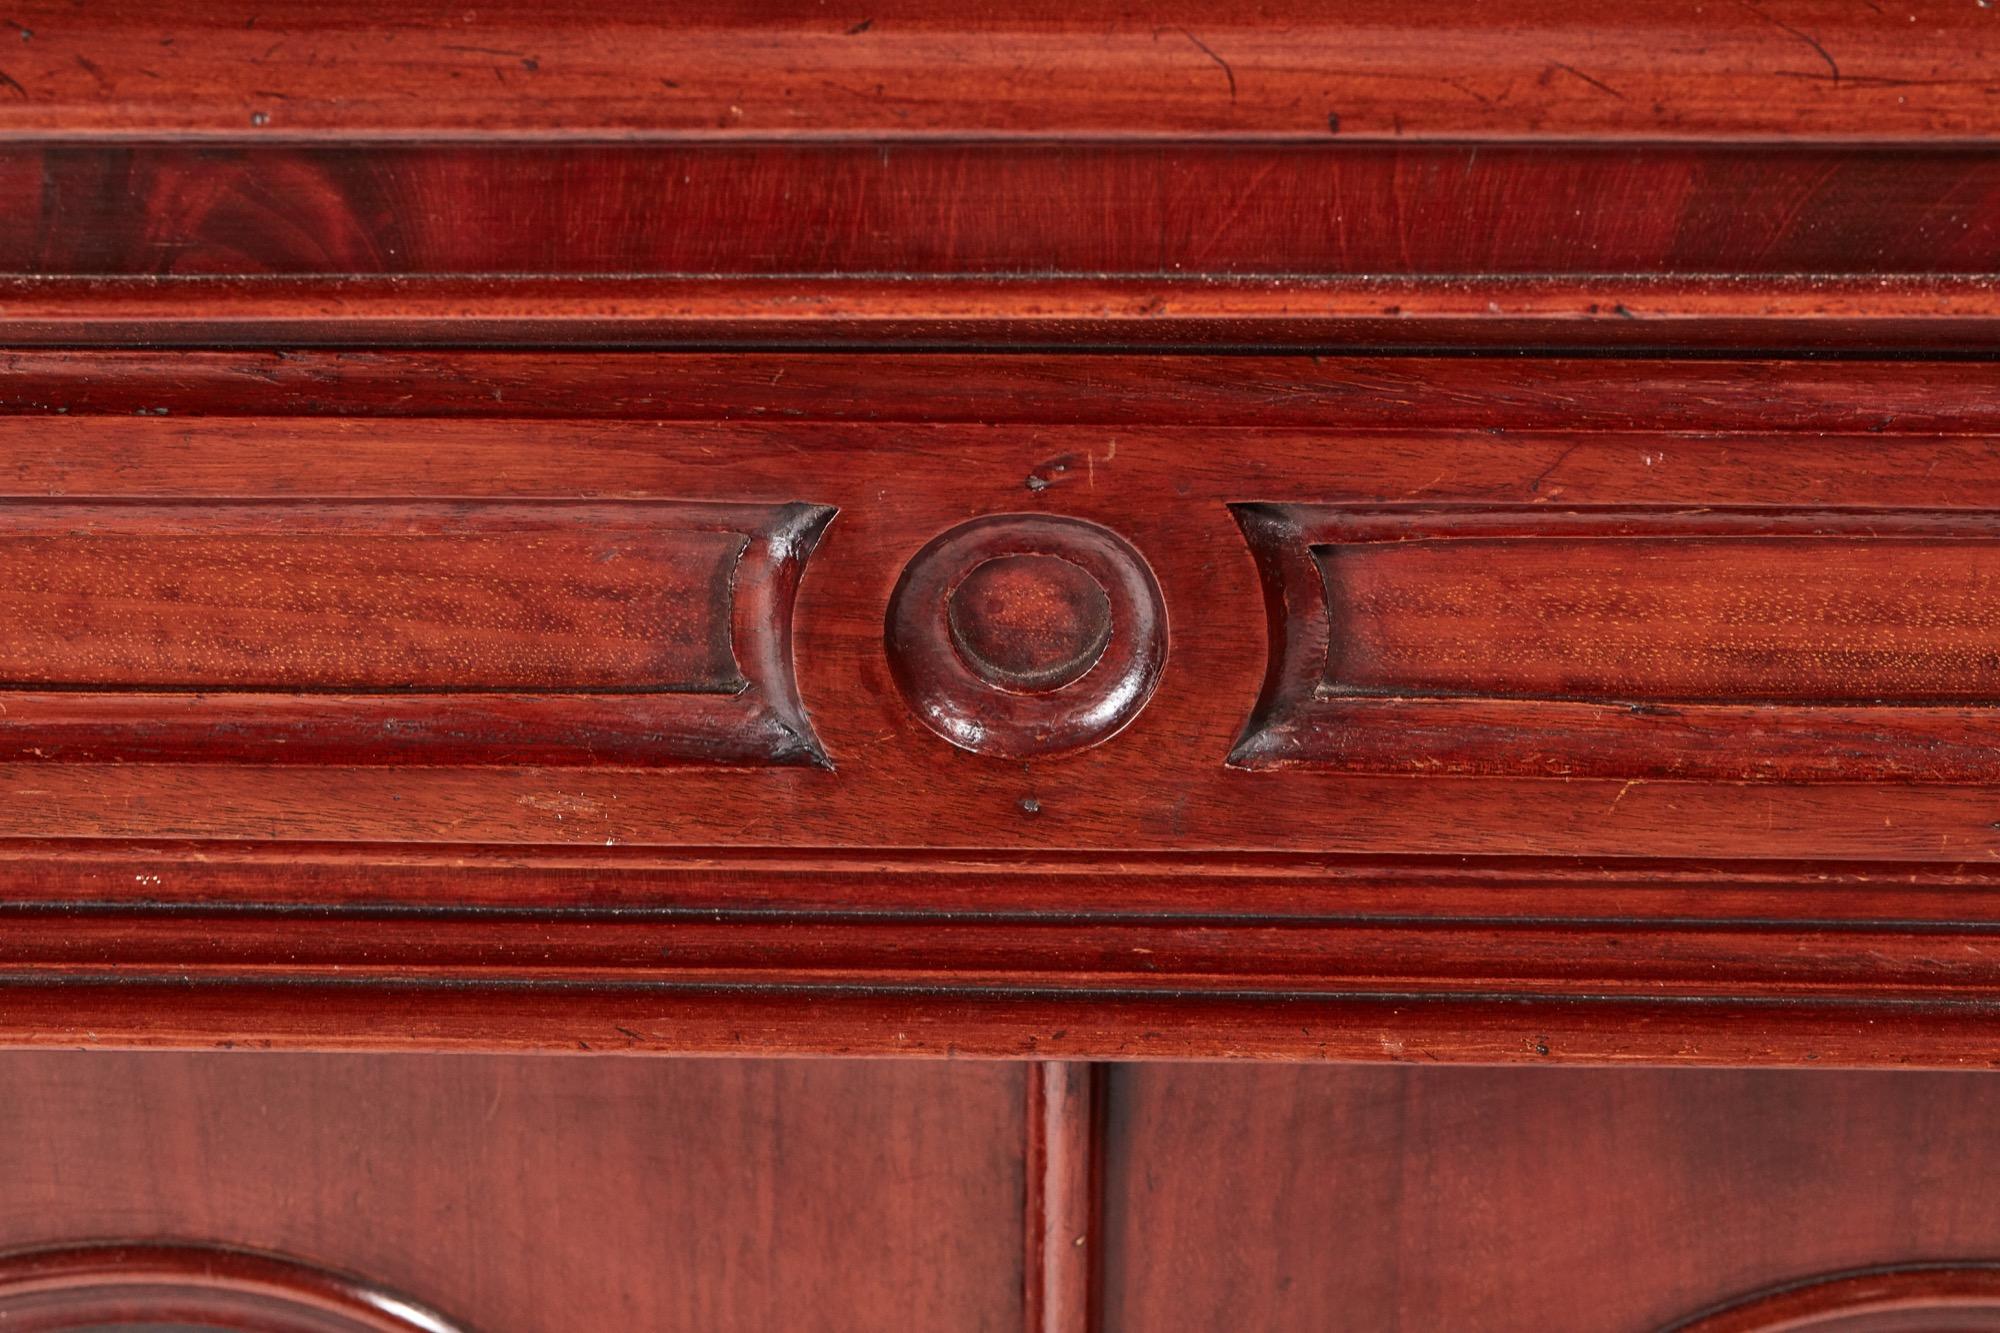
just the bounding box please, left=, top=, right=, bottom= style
left=1103, top=1064, right=2000, bottom=1333
left=0, top=1052, right=1025, bottom=1333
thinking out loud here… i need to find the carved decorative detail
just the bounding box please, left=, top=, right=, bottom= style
left=0, top=499, right=834, bottom=766
left=1663, top=1264, right=2000, bottom=1331
left=1231, top=504, right=2000, bottom=782
left=887, top=514, right=1165, bottom=758
left=0, top=1242, right=465, bottom=1331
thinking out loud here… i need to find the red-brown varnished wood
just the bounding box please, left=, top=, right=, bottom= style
left=1233, top=504, right=2000, bottom=781
left=1023, top=1063, right=1103, bottom=1333
left=7, top=361, right=2000, bottom=856
left=1667, top=1266, right=2000, bottom=1331
left=0, top=354, right=1996, bottom=1056
left=8, top=4, right=2000, bottom=1330
left=0, top=0, right=1991, bottom=140
left=0, top=498, right=831, bottom=766
left=2, top=138, right=1998, bottom=349
left=0, top=1243, right=465, bottom=1332
left=8, top=143, right=1998, bottom=278
left=1099, top=1064, right=2000, bottom=1332
left=4, top=350, right=1995, bottom=431
left=9, top=274, right=2000, bottom=350
left=0, top=1051, right=1028, bottom=1332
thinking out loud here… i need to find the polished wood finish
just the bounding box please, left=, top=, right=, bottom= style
left=0, top=498, right=831, bottom=766
left=1667, top=1267, right=2000, bottom=1332
left=887, top=514, right=1166, bottom=759
left=0, top=1052, right=1027, bottom=1332
left=0, top=354, right=1999, bottom=1057
left=2, top=11, right=1998, bottom=352
left=4, top=1053, right=1997, bottom=1332
left=0, top=1243, right=464, bottom=1332
left=5, top=4, right=2000, bottom=1328
left=11, top=143, right=1999, bottom=278
left=3, top=0, right=1996, bottom=139
left=0, top=0, right=1994, bottom=140
left=1100, top=1064, right=2000, bottom=1332
left=1024, top=1063, right=1102, bottom=1333
left=1234, top=504, right=2000, bottom=781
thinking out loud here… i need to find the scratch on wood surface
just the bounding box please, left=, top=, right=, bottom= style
left=1176, top=28, right=1237, bottom=102
left=1548, top=61, right=1628, bottom=101
left=1738, top=0, right=1841, bottom=82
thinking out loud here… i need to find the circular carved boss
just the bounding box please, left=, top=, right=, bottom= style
left=886, top=514, right=1167, bottom=758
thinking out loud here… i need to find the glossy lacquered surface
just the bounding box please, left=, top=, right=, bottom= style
left=0, top=0, right=1994, bottom=139
left=1, top=1, right=1997, bottom=351
left=0, top=1053, right=1028, bottom=1332
left=1101, top=1064, right=2000, bottom=1332
left=5, top=1053, right=2000, bottom=1333
left=8, top=5, right=2000, bottom=1332
left=1, top=353, right=1999, bottom=1061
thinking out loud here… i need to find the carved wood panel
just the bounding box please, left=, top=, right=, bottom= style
left=0, top=499, right=832, bottom=766
left=1, top=353, right=2000, bottom=1059
left=1232, top=504, right=2000, bottom=781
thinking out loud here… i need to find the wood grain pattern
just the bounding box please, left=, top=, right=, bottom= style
left=0, top=1052, right=1027, bottom=1332
left=0, top=499, right=833, bottom=766
left=0, top=0, right=1995, bottom=1054
left=1100, top=1064, right=2000, bottom=1332
left=9, top=142, right=1999, bottom=278
left=0, top=354, right=1995, bottom=1056
left=0, top=0, right=1991, bottom=139
left=1233, top=505, right=2000, bottom=781
left=2, top=139, right=1997, bottom=349
left=7, top=358, right=2000, bottom=860
left=6, top=350, right=1996, bottom=431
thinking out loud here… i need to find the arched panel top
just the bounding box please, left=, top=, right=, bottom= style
left=0, top=1243, right=465, bottom=1333
left=1666, top=1264, right=2000, bottom=1333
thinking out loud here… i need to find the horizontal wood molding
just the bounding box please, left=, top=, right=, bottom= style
left=5, top=350, right=2000, bottom=431
left=8, top=142, right=1998, bottom=278
left=0, top=842, right=1994, bottom=1063
left=0, top=348, right=1996, bottom=1058
left=0, top=139, right=1996, bottom=349
left=0, top=0, right=1993, bottom=140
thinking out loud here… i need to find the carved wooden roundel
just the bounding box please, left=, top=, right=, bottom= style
left=886, top=514, right=1167, bottom=758
left=0, top=1243, right=463, bottom=1332
left=1664, top=1264, right=2000, bottom=1332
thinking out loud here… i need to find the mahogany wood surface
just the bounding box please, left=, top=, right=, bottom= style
left=0, top=0, right=1990, bottom=140
left=0, top=1242, right=467, bottom=1332
left=1, top=2, right=1996, bottom=351
left=5, top=5, right=2000, bottom=1329
left=1024, top=1062, right=1103, bottom=1333
left=1100, top=1063, right=2000, bottom=1332
left=1233, top=504, right=2000, bottom=781
left=0, top=353, right=1999, bottom=1059
left=0, top=498, right=832, bottom=767
left=0, top=1052, right=1028, bottom=1333
left=2, top=1052, right=1998, bottom=1332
